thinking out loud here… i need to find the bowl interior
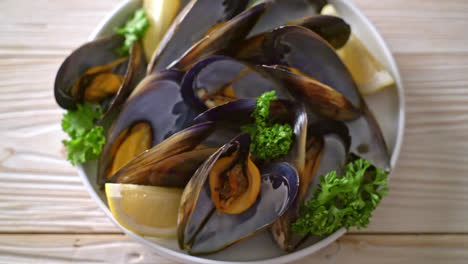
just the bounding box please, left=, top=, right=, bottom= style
left=79, top=0, right=404, bottom=263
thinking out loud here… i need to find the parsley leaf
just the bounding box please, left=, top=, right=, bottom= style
left=292, top=159, right=388, bottom=236
left=241, top=91, right=293, bottom=160
left=115, top=9, right=149, bottom=56
left=62, top=104, right=106, bottom=165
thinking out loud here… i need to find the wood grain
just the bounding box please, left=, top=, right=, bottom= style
left=0, top=0, right=121, bottom=57
left=0, top=234, right=467, bottom=264
left=364, top=53, right=468, bottom=233
left=352, top=0, right=468, bottom=54
left=1, top=0, right=468, bottom=262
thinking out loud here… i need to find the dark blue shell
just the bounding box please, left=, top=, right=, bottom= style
left=97, top=70, right=198, bottom=184
left=178, top=134, right=299, bottom=254
left=148, top=0, right=250, bottom=73
left=181, top=56, right=286, bottom=113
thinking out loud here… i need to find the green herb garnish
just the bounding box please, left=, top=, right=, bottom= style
left=242, top=91, right=293, bottom=160
left=292, top=159, right=388, bottom=236
left=115, top=9, right=149, bottom=56
left=62, top=104, right=106, bottom=165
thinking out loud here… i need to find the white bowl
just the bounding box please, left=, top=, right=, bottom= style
left=78, top=0, right=405, bottom=263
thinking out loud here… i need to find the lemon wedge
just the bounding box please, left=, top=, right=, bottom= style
left=105, top=183, right=182, bottom=237
left=322, top=4, right=395, bottom=95
left=142, top=0, right=181, bottom=61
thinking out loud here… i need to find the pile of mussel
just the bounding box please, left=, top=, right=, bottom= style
left=55, top=0, right=390, bottom=255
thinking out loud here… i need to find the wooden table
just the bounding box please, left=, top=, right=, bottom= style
left=1, top=0, right=468, bottom=263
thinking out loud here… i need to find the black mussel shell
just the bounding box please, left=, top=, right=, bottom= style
left=248, top=0, right=327, bottom=37
left=55, top=35, right=146, bottom=115
left=169, top=2, right=269, bottom=71
left=237, top=25, right=360, bottom=109
left=272, top=119, right=351, bottom=251
left=108, top=122, right=216, bottom=188
left=148, top=0, right=250, bottom=73
left=291, top=15, right=351, bottom=49
left=181, top=56, right=288, bottom=113
left=178, top=134, right=299, bottom=254
left=259, top=65, right=360, bottom=121
left=97, top=70, right=197, bottom=185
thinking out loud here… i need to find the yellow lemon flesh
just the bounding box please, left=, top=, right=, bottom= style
left=322, top=4, right=395, bottom=95
left=105, top=183, right=182, bottom=237
left=142, top=0, right=181, bottom=61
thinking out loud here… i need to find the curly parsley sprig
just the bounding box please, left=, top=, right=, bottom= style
left=62, top=104, right=106, bottom=165
left=241, top=91, right=293, bottom=161
left=115, top=9, right=149, bottom=56
left=292, top=158, right=388, bottom=236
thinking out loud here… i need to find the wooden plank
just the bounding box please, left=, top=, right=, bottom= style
left=352, top=0, right=468, bottom=54
left=0, top=234, right=467, bottom=264
left=0, top=0, right=120, bottom=56
left=1, top=0, right=468, bottom=55
left=363, top=53, right=468, bottom=232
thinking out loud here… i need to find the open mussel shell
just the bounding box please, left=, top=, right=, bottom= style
left=238, top=25, right=360, bottom=110
left=181, top=56, right=288, bottom=112
left=259, top=65, right=360, bottom=121
left=272, top=119, right=351, bottom=251
left=248, top=0, right=327, bottom=37
left=169, top=2, right=269, bottom=71
left=97, top=70, right=197, bottom=185
left=108, top=122, right=216, bottom=188
left=236, top=14, right=350, bottom=66
left=178, top=134, right=299, bottom=255
left=148, top=0, right=250, bottom=73
left=55, top=35, right=146, bottom=115
left=104, top=42, right=146, bottom=119
left=250, top=25, right=390, bottom=170
left=238, top=22, right=390, bottom=169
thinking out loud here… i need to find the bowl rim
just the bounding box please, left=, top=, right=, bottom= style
left=78, top=0, right=406, bottom=263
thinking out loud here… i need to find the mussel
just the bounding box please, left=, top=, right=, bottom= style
left=259, top=65, right=360, bottom=121
left=178, top=134, right=299, bottom=254
left=148, top=0, right=250, bottom=73
left=168, top=2, right=269, bottom=71
left=55, top=35, right=146, bottom=117
left=235, top=14, right=350, bottom=69
left=247, top=0, right=328, bottom=37
left=237, top=25, right=360, bottom=109
left=181, top=54, right=359, bottom=121
left=272, top=120, right=351, bottom=251
left=181, top=56, right=289, bottom=112
left=289, top=15, right=351, bottom=49
left=108, top=122, right=216, bottom=188
left=235, top=25, right=390, bottom=170
left=98, top=70, right=197, bottom=184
